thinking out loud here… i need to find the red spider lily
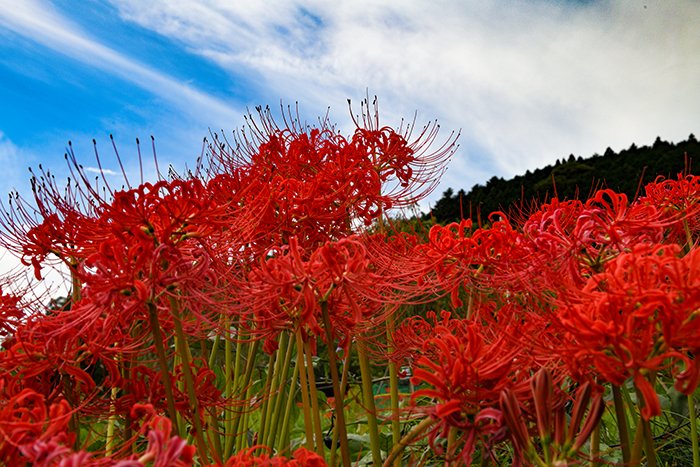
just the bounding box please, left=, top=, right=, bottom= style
left=556, top=243, right=700, bottom=419
left=391, top=310, right=454, bottom=362
left=419, top=214, right=535, bottom=309
left=0, top=288, right=22, bottom=339
left=0, top=388, right=72, bottom=465
left=0, top=316, right=100, bottom=402
left=206, top=102, right=457, bottom=243
left=242, top=233, right=415, bottom=351
left=575, top=189, right=664, bottom=265
left=47, top=176, right=256, bottom=345
left=14, top=403, right=196, bottom=467
left=347, top=98, right=459, bottom=207
left=0, top=166, right=100, bottom=281
left=134, top=407, right=196, bottom=467
left=217, top=446, right=326, bottom=467
left=637, top=173, right=700, bottom=244
left=406, top=314, right=534, bottom=462
left=521, top=190, right=666, bottom=296
left=499, top=368, right=605, bottom=465
left=521, top=198, right=586, bottom=288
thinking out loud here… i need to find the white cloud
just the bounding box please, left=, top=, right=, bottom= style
left=107, top=0, right=700, bottom=206
left=0, top=0, right=242, bottom=126
left=0, top=131, right=30, bottom=194
left=0, top=247, right=71, bottom=303
left=83, top=167, right=119, bottom=176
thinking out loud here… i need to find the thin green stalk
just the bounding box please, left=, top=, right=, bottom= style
left=105, top=348, right=121, bottom=456
left=258, top=349, right=278, bottom=444
left=321, top=302, right=350, bottom=467
left=295, top=330, right=315, bottom=451
left=121, top=357, right=135, bottom=454
left=303, top=338, right=325, bottom=457
left=330, top=345, right=352, bottom=466
left=386, top=313, right=401, bottom=467
left=233, top=339, right=260, bottom=453
left=170, top=298, right=212, bottom=463
left=612, top=385, right=631, bottom=464
left=683, top=219, right=694, bottom=254
left=631, top=377, right=657, bottom=467
left=207, top=334, right=220, bottom=369
left=172, top=332, right=186, bottom=440
left=446, top=426, right=458, bottom=463
left=630, top=412, right=644, bottom=466
left=357, top=340, right=382, bottom=465
left=237, top=384, right=252, bottom=452
left=640, top=416, right=657, bottom=467
left=105, top=384, right=119, bottom=456
left=589, top=422, right=600, bottom=467
left=278, top=356, right=300, bottom=452
left=265, top=331, right=295, bottom=448
left=207, top=405, right=223, bottom=459
left=383, top=417, right=436, bottom=467
left=146, top=302, right=180, bottom=435
left=224, top=325, right=244, bottom=458
left=690, top=392, right=699, bottom=467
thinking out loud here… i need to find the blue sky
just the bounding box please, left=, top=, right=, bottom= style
left=1, top=0, right=699, bottom=214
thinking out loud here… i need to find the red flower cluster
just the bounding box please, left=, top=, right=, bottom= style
left=0, top=101, right=458, bottom=464
left=558, top=243, right=700, bottom=418
left=218, top=446, right=326, bottom=467
left=0, top=97, right=698, bottom=464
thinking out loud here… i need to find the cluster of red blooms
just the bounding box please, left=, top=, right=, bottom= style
left=0, top=98, right=697, bottom=465
left=0, top=102, right=457, bottom=464
left=386, top=173, right=700, bottom=463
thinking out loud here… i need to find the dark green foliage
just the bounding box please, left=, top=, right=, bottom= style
left=427, top=135, right=699, bottom=224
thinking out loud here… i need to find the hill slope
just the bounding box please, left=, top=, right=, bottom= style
left=428, top=134, right=699, bottom=223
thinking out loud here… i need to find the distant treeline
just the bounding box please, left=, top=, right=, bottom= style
left=426, top=134, right=699, bottom=224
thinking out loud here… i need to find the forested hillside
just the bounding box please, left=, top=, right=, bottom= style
left=428, top=134, right=699, bottom=223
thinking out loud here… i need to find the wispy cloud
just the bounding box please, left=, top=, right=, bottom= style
left=2, top=0, right=698, bottom=210
left=108, top=0, right=700, bottom=202
left=83, top=166, right=119, bottom=176
left=0, top=131, right=29, bottom=193
left=0, top=0, right=242, bottom=126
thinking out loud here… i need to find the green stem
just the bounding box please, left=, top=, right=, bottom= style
left=234, top=339, right=260, bottom=453
left=224, top=325, right=243, bottom=458
left=589, top=422, right=600, bottom=467
left=446, top=426, right=458, bottom=463
left=386, top=313, right=401, bottom=467
left=632, top=377, right=657, bottom=467
left=258, top=349, right=278, bottom=444
left=295, top=330, right=315, bottom=451
left=278, top=355, right=299, bottom=452
left=105, top=384, right=119, bottom=456
left=357, top=339, right=382, bottom=465
left=630, top=412, right=644, bottom=466
left=690, top=392, right=699, bottom=467
left=321, top=302, right=351, bottom=467
left=207, top=334, right=220, bottom=369
left=304, top=338, right=326, bottom=457
left=105, top=348, right=120, bottom=456
left=641, top=416, right=657, bottom=467
left=146, top=302, right=180, bottom=435
left=170, top=297, right=212, bottom=463
left=683, top=219, right=694, bottom=254
left=207, top=405, right=223, bottom=460
left=266, top=332, right=295, bottom=448
left=612, top=385, right=631, bottom=464
left=382, top=417, right=436, bottom=467
left=172, top=331, right=186, bottom=440
left=330, top=345, right=352, bottom=466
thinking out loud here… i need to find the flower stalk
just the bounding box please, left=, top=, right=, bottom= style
left=321, top=301, right=351, bottom=466
left=357, top=339, right=382, bottom=465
